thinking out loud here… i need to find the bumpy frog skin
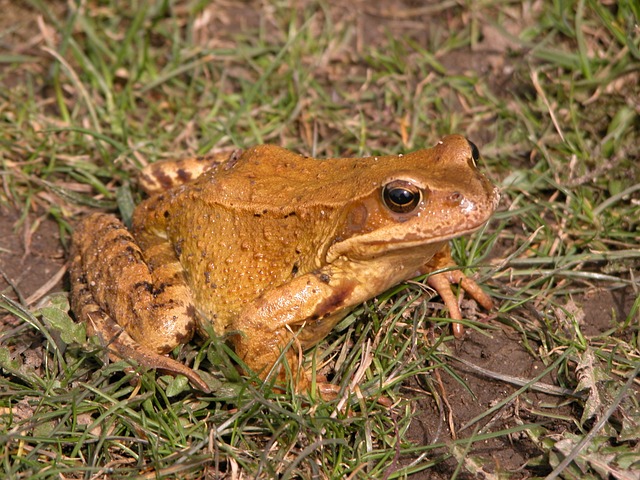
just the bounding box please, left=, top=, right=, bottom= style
left=69, top=135, right=499, bottom=395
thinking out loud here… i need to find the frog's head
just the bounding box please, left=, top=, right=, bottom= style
left=326, top=135, right=500, bottom=262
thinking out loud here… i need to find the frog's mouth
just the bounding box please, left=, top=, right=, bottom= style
left=326, top=218, right=488, bottom=263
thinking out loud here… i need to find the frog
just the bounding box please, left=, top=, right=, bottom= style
left=69, top=134, right=499, bottom=396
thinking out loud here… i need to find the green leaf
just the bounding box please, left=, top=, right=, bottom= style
left=37, top=294, right=86, bottom=345
left=0, top=346, right=20, bottom=371
left=164, top=374, right=189, bottom=397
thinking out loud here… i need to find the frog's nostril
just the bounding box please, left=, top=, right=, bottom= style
left=449, top=192, right=463, bottom=203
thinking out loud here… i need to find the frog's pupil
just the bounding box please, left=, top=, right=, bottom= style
left=383, top=184, right=421, bottom=213
left=391, top=188, right=413, bottom=205
left=382, top=180, right=421, bottom=213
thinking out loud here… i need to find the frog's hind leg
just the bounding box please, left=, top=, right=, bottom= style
left=69, top=213, right=209, bottom=392
left=137, top=150, right=242, bottom=195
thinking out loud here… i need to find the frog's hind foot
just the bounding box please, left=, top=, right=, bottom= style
left=85, top=307, right=210, bottom=393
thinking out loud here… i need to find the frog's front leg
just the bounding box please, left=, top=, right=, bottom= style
left=422, top=243, right=493, bottom=338
left=69, top=213, right=209, bottom=392
left=230, top=267, right=360, bottom=397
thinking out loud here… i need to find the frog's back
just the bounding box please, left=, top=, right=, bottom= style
left=200, top=140, right=491, bottom=212
left=197, top=145, right=388, bottom=211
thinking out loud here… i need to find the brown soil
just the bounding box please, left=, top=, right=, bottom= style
left=0, top=209, right=66, bottom=306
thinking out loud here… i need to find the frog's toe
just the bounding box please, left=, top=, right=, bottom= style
left=315, top=382, right=341, bottom=401
left=426, top=269, right=493, bottom=338
left=85, top=308, right=211, bottom=393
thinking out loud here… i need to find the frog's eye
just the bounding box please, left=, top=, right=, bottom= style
left=467, top=139, right=480, bottom=167
left=382, top=180, right=422, bottom=214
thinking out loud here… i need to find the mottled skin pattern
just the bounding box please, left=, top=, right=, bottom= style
left=69, top=135, right=499, bottom=396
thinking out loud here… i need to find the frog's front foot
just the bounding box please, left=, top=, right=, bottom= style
left=422, top=244, right=494, bottom=338
left=427, top=269, right=493, bottom=338
left=231, top=322, right=342, bottom=400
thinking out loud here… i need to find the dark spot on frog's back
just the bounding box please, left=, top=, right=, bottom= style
left=150, top=167, right=174, bottom=191
left=152, top=282, right=168, bottom=296
left=224, top=149, right=243, bottom=169
left=174, top=238, right=184, bottom=257
left=133, top=281, right=154, bottom=293
left=176, top=168, right=192, bottom=184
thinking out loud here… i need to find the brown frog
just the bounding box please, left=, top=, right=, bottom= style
left=69, top=135, right=499, bottom=396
